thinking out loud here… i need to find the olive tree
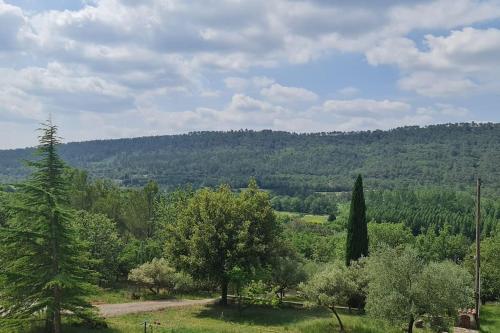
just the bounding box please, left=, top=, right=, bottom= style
left=300, top=263, right=361, bottom=332
left=128, top=258, right=192, bottom=295
left=366, top=246, right=473, bottom=333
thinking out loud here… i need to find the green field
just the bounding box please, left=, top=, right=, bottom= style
left=481, top=303, right=500, bottom=333
left=64, top=304, right=430, bottom=333
left=275, top=211, right=329, bottom=224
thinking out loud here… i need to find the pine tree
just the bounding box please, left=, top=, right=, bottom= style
left=0, top=121, right=99, bottom=333
left=345, top=174, right=368, bottom=266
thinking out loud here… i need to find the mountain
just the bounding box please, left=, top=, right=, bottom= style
left=1, top=122, right=499, bottom=195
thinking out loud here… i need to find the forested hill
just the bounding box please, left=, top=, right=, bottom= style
left=1, top=122, right=499, bottom=195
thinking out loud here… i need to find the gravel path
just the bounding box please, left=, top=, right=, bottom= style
left=96, top=298, right=217, bottom=317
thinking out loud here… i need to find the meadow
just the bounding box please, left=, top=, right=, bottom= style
left=64, top=303, right=430, bottom=333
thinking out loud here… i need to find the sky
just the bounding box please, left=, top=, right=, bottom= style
left=1, top=0, right=500, bottom=149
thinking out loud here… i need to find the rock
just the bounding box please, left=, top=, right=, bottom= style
left=415, top=319, right=424, bottom=328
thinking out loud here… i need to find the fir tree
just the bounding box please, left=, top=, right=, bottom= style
left=0, top=121, right=99, bottom=333
left=345, top=174, right=368, bottom=266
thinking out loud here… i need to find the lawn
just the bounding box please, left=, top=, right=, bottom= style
left=63, top=304, right=431, bottom=333
left=480, top=303, right=500, bottom=333
left=275, top=211, right=329, bottom=224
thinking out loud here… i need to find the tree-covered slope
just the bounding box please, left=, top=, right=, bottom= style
left=0, top=122, right=499, bottom=195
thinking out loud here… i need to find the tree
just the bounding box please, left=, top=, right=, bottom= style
left=415, top=225, right=470, bottom=263
left=73, top=211, right=123, bottom=286
left=300, top=263, right=361, bottom=332
left=164, top=180, right=279, bottom=305
left=128, top=258, right=192, bottom=295
left=366, top=246, right=472, bottom=333
left=465, top=234, right=500, bottom=302
left=345, top=174, right=368, bottom=265
left=268, top=244, right=307, bottom=302
left=0, top=121, right=99, bottom=333
left=0, top=189, right=10, bottom=226
left=368, top=222, right=413, bottom=251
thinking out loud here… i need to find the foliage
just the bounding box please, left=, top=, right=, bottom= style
left=300, top=263, right=365, bottom=332
left=164, top=180, right=279, bottom=305
left=365, top=246, right=473, bottom=333
left=465, top=234, right=500, bottom=302
left=0, top=122, right=99, bottom=333
left=73, top=211, right=123, bottom=286
left=2, top=123, right=500, bottom=196
left=271, top=193, right=339, bottom=215
left=368, top=222, right=414, bottom=251
left=0, top=190, right=10, bottom=226
left=283, top=219, right=346, bottom=262
left=128, top=258, right=193, bottom=295
left=346, top=175, right=368, bottom=266
left=268, top=243, right=308, bottom=301
left=415, top=226, right=470, bottom=263
left=367, top=188, right=499, bottom=238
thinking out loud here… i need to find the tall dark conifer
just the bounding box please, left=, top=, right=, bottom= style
left=345, top=174, right=368, bottom=266
left=0, top=121, right=98, bottom=333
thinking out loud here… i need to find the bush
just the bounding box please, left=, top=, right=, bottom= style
left=128, top=258, right=193, bottom=295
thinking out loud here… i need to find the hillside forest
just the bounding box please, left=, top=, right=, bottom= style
left=0, top=122, right=499, bottom=333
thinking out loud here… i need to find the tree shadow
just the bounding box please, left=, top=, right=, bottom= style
left=194, top=303, right=332, bottom=327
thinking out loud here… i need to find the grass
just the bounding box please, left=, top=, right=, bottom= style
left=88, top=288, right=134, bottom=304
left=62, top=304, right=431, bottom=333
left=275, top=211, right=329, bottom=224
left=480, top=303, right=500, bottom=333
left=301, top=214, right=329, bottom=224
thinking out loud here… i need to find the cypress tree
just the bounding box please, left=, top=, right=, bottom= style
left=345, top=174, right=368, bottom=266
left=0, top=121, right=99, bottom=333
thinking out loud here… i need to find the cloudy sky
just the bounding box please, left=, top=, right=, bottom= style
left=1, top=0, right=500, bottom=148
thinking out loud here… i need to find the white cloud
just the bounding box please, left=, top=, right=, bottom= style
left=260, top=83, right=318, bottom=104
left=366, top=27, right=500, bottom=96
left=337, top=86, right=359, bottom=97
left=398, top=72, right=477, bottom=97
left=224, top=77, right=249, bottom=91
left=318, top=99, right=411, bottom=117
left=0, top=0, right=498, bottom=147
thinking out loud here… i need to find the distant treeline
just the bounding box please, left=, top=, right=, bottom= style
left=0, top=122, right=499, bottom=196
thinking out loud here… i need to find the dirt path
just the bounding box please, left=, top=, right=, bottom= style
left=96, top=298, right=217, bottom=317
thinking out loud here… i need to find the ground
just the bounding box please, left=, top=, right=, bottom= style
left=97, top=299, right=216, bottom=317
left=64, top=303, right=431, bottom=333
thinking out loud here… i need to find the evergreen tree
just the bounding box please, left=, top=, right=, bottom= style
left=0, top=121, right=99, bottom=333
left=345, top=174, right=368, bottom=266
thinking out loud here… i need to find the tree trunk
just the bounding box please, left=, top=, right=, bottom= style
left=220, top=278, right=228, bottom=306
left=53, top=287, right=62, bottom=333
left=45, top=312, right=53, bottom=333
left=329, top=306, right=345, bottom=333
left=407, top=316, right=414, bottom=333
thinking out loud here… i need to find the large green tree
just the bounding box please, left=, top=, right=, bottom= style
left=345, top=174, right=368, bottom=265
left=164, top=180, right=279, bottom=305
left=73, top=211, right=123, bottom=286
left=0, top=122, right=98, bottom=333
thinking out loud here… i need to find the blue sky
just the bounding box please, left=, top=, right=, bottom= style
left=1, top=0, right=500, bottom=148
